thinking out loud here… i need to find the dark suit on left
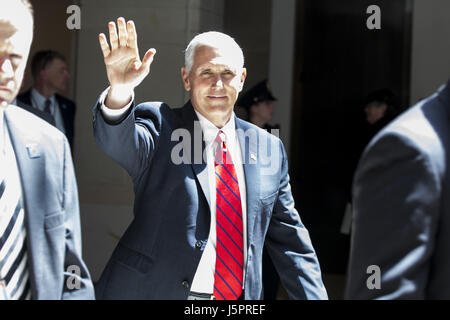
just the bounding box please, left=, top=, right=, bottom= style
left=16, top=89, right=76, bottom=149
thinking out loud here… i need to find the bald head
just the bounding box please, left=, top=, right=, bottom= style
left=0, top=0, right=34, bottom=106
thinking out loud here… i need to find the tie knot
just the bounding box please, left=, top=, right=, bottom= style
left=215, top=130, right=226, bottom=144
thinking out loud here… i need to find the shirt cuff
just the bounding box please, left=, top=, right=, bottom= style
left=99, top=86, right=134, bottom=122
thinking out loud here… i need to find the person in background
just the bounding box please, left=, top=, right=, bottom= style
left=16, top=50, right=76, bottom=150
left=363, top=88, right=400, bottom=141
left=237, top=79, right=279, bottom=132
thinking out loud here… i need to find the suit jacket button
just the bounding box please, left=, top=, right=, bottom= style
left=195, top=240, right=202, bottom=248
left=182, top=280, right=190, bottom=289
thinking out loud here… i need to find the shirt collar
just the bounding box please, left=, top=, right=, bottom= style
left=194, top=109, right=236, bottom=145
left=31, top=88, right=56, bottom=110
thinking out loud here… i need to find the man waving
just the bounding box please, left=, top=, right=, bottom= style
left=93, top=18, right=327, bottom=300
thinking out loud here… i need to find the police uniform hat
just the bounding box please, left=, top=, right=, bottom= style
left=237, top=79, right=277, bottom=110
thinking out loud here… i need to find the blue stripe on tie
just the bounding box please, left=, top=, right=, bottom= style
left=216, top=188, right=242, bottom=219
left=216, top=205, right=243, bottom=238
left=224, top=150, right=233, bottom=165
left=214, top=152, right=239, bottom=184
left=0, top=180, right=5, bottom=199
left=217, top=221, right=243, bottom=254
left=216, top=270, right=239, bottom=299
left=219, top=162, right=239, bottom=185
left=214, top=285, right=226, bottom=300
left=217, top=238, right=243, bottom=269
left=215, top=172, right=241, bottom=202
left=217, top=253, right=242, bottom=286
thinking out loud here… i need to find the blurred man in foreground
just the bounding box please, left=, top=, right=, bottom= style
left=347, top=79, right=450, bottom=299
left=0, top=0, right=93, bottom=299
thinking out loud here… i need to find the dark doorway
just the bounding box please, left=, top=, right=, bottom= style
left=290, top=0, right=413, bottom=280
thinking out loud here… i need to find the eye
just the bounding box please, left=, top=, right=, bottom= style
left=222, top=70, right=235, bottom=77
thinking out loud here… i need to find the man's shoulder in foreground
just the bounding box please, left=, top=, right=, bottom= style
left=6, top=104, right=69, bottom=147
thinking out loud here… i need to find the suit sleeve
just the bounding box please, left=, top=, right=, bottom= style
left=93, top=90, right=161, bottom=180
left=265, top=140, right=328, bottom=300
left=61, top=137, right=95, bottom=299
left=346, top=133, right=441, bottom=299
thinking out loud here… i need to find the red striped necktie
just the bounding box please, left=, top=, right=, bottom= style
left=213, top=130, right=244, bottom=300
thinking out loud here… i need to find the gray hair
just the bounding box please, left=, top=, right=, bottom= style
left=184, top=31, right=244, bottom=73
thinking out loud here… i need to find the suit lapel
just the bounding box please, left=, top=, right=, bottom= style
left=179, top=101, right=210, bottom=207
left=4, top=107, right=43, bottom=298
left=235, top=118, right=260, bottom=251
left=56, top=95, right=70, bottom=125
left=20, top=90, right=32, bottom=106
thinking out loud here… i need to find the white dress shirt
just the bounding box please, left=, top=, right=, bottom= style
left=99, top=88, right=248, bottom=294
left=190, top=110, right=247, bottom=294
left=30, top=89, right=66, bottom=135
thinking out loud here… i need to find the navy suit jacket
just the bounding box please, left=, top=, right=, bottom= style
left=93, top=98, right=327, bottom=300
left=347, top=80, right=450, bottom=299
left=4, top=105, right=94, bottom=299
left=16, top=89, right=76, bottom=150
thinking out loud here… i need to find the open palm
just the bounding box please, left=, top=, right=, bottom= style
left=98, top=18, right=156, bottom=91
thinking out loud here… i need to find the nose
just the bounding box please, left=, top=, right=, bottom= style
left=0, top=58, right=14, bottom=78
left=213, top=76, right=224, bottom=88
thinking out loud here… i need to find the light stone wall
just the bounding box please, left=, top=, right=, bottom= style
left=410, top=0, right=450, bottom=105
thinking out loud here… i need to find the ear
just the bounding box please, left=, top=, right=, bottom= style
left=181, top=67, right=190, bottom=91
left=238, top=68, right=247, bottom=93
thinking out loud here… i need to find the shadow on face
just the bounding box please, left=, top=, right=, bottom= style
left=364, top=102, right=387, bottom=125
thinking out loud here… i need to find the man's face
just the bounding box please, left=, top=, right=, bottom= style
left=181, top=45, right=246, bottom=127
left=364, top=102, right=387, bottom=125
left=0, top=17, right=33, bottom=106
left=42, top=58, right=70, bottom=93
left=251, top=100, right=275, bottom=123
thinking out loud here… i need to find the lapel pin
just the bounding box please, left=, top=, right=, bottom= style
left=26, top=144, right=41, bottom=159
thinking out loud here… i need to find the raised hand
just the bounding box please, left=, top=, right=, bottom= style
left=98, top=17, right=156, bottom=109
